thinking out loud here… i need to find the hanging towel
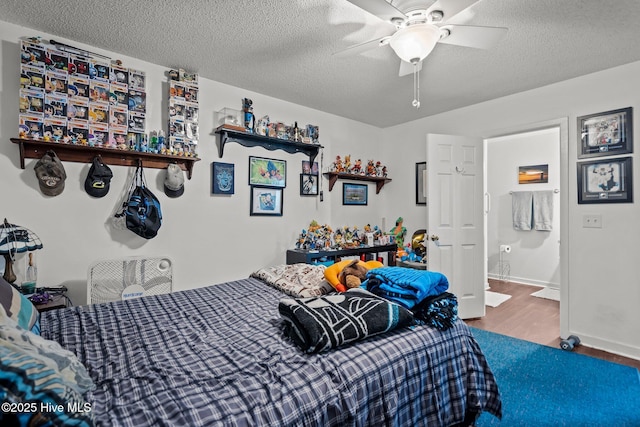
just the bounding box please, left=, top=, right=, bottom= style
left=533, top=190, right=554, bottom=231
left=512, top=191, right=533, bottom=231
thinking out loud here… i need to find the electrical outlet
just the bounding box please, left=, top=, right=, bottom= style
left=583, top=214, right=602, bottom=228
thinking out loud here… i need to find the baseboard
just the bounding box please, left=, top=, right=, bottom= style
left=487, top=274, right=559, bottom=289
left=568, top=331, right=640, bottom=361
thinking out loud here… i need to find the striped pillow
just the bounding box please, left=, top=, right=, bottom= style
left=0, top=276, right=38, bottom=332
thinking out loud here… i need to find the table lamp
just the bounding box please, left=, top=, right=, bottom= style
left=0, top=218, right=43, bottom=288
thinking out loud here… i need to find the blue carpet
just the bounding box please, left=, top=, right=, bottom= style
left=470, top=328, right=640, bottom=426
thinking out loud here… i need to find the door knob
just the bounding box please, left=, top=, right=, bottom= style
left=430, top=235, right=439, bottom=241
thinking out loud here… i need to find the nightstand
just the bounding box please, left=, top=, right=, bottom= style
left=32, top=293, right=68, bottom=312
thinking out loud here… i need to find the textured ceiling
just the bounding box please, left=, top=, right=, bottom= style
left=2, top=0, right=640, bottom=127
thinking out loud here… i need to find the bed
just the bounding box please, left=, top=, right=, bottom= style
left=34, top=275, right=501, bottom=426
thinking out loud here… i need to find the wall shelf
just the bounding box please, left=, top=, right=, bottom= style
left=215, top=126, right=323, bottom=164
left=323, top=172, right=392, bottom=194
left=11, top=138, right=200, bottom=179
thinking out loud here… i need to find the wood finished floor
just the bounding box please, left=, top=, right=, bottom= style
left=464, top=279, right=640, bottom=370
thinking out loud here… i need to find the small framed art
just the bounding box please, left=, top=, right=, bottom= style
left=577, top=156, right=633, bottom=204
left=248, top=156, right=286, bottom=188
left=578, top=107, right=633, bottom=158
left=416, top=162, right=426, bottom=205
left=518, top=164, right=548, bottom=184
left=212, top=162, right=234, bottom=194
left=300, top=173, right=318, bottom=195
left=301, top=160, right=319, bottom=175
left=342, top=183, right=368, bottom=206
left=250, top=186, right=283, bottom=216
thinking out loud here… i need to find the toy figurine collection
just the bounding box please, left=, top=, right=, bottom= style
left=19, top=37, right=148, bottom=150
left=295, top=221, right=388, bottom=251
left=295, top=220, right=426, bottom=264
left=167, top=68, right=199, bottom=157
left=330, top=154, right=388, bottom=177
left=17, top=36, right=198, bottom=158
left=236, top=98, right=320, bottom=144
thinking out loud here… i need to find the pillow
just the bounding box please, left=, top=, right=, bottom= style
left=251, top=264, right=333, bottom=297
left=0, top=276, right=38, bottom=332
left=0, top=341, right=94, bottom=427
left=0, top=309, right=94, bottom=396
left=323, top=259, right=383, bottom=292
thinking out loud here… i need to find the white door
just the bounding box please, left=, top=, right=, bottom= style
left=427, top=134, right=485, bottom=319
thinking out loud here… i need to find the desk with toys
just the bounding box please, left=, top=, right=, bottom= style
left=286, top=243, right=398, bottom=267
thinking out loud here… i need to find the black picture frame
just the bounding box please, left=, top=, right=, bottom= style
left=250, top=186, right=283, bottom=216
left=578, top=107, right=633, bottom=158
left=300, top=173, right=318, bottom=196
left=342, top=183, right=368, bottom=205
left=211, top=162, right=234, bottom=194
left=577, top=156, right=633, bottom=204
left=416, top=162, right=426, bottom=205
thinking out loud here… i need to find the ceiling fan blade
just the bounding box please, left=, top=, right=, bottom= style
left=333, top=36, right=391, bottom=57
left=427, top=0, right=480, bottom=22
left=346, top=0, right=407, bottom=22
left=438, top=25, right=508, bottom=49
left=398, top=60, right=422, bottom=77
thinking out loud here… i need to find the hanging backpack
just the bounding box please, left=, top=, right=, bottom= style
left=115, top=165, right=162, bottom=239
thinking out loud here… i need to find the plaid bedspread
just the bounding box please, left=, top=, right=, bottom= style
left=41, top=278, right=501, bottom=426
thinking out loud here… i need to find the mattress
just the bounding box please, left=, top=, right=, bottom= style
left=41, top=277, right=501, bottom=426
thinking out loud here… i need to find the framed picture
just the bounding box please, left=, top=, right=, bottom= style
left=342, top=183, right=368, bottom=206
left=248, top=156, right=286, bottom=188
left=250, top=186, right=283, bottom=216
left=577, top=157, right=633, bottom=204
left=416, top=162, right=426, bottom=205
left=518, top=164, right=548, bottom=184
left=301, top=160, right=319, bottom=175
left=211, top=162, right=235, bottom=194
left=300, top=173, right=318, bottom=195
left=578, top=107, right=633, bottom=158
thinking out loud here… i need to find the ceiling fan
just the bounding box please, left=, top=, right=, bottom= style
left=338, top=0, right=507, bottom=107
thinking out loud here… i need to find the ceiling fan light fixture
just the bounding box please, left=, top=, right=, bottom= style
left=389, top=23, right=440, bottom=63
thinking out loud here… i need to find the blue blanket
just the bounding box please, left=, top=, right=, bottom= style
left=365, top=267, right=449, bottom=309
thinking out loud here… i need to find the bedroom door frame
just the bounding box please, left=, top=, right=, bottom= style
left=481, top=117, right=569, bottom=338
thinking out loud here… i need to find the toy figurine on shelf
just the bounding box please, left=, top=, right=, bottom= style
left=375, top=161, right=383, bottom=176
left=390, top=217, right=407, bottom=250
left=344, top=155, right=351, bottom=173
left=382, top=165, right=388, bottom=177
left=366, top=160, right=376, bottom=176
left=333, top=155, right=345, bottom=173
left=352, top=158, right=362, bottom=175
left=242, top=98, right=255, bottom=133
left=256, top=115, right=269, bottom=136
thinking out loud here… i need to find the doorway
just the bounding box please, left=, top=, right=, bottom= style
left=483, top=118, right=569, bottom=338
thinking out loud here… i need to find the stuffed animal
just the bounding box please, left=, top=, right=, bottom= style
left=338, top=260, right=369, bottom=289
left=324, top=259, right=383, bottom=292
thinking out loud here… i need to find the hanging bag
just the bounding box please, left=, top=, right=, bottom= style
left=115, top=164, right=162, bottom=239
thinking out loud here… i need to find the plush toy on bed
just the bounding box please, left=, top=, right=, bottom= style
left=324, top=259, right=383, bottom=292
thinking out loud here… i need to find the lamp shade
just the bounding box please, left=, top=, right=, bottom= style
left=0, top=219, right=43, bottom=256
left=389, top=23, right=441, bottom=63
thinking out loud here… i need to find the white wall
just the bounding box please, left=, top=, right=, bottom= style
left=0, top=21, right=384, bottom=305
left=380, top=63, right=640, bottom=359
left=486, top=128, right=561, bottom=287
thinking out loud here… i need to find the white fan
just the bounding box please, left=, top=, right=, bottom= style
left=338, top=0, right=508, bottom=76
left=87, top=256, right=173, bottom=305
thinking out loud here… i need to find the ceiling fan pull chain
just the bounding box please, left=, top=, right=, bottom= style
left=412, top=62, right=421, bottom=109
